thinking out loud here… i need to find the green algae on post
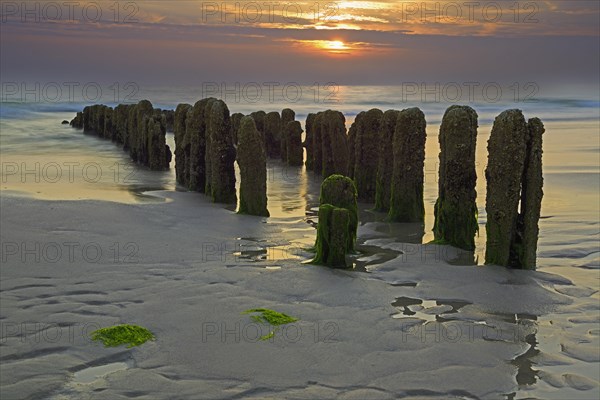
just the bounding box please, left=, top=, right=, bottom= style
left=515, top=118, right=545, bottom=269
left=485, top=109, right=528, bottom=267
left=230, top=112, right=244, bottom=146
left=374, top=109, right=400, bottom=212
left=313, top=204, right=350, bottom=267
left=312, top=113, right=324, bottom=175
left=318, top=174, right=358, bottom=252
left=312, top=175, right=358, bottom=268
left=485, top=111, right=545, bottom=269
left=280, top=108, right=296, bottom=161
left=320, top=110, right=349, bottom=178
left=264, top=111, right=282, bottom=158
left=206, top=99, right=237, bottom=204
left=285, top=120, right=304, bottom=166
left=237, top=116, right=269, bottom=217
left=76, top=101, right=171, bottom=171
left=388, top=107, right=427, bottom=222
left=433, top=105, right=479, bottom=251
left=173, top=103, right=192, bottom=186
left=250, top=111, right=267, bottom=146
left=346, top=120, right=357, bottom=179
left=353, top=108, right=383, bottom=202
left=91, top=324, right=155, bottom=348
left=304, top=113, right=316, bottom=170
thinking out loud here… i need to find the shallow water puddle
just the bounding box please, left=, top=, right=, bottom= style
left=231, top=237, right=307, bottom=263
left=72, top=361, right=131, bottom=384
left=390, top=281, right=418, bottom=287
left=49, top=361, right=134, bottom=399
left=351, top=243, right=403, bottom=272
left=391, top=296, right=473, bottom=323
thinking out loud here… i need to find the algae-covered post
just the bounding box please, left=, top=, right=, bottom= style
left=186, top=99, right=212, bottom=192
left=312, top=112, right=324, bottom=175
left=71, top=101, right=170, bottom=170
left=70, top=112, right=83, bottom=129
left=433, top=105, right=478, bottom=250
left=304, top=113, right=316, bottom=170
left=285, top=121, right=304, bottom=166
left=280, top=108, right=295, bottom=161
left=129, top=100, right=154, bottom=163
left=174, top=103, right=192, bottom=186
left=125, top=104, right=137, bottom=151
left=145, top=114, right=171, bottom=170
left=388, top=107, right=427, bottom=222
left=375, top=109, right=399, bottom=212
left=347, top=120, right=357, bottom=180
left=82, top=106, right=91, bottom=132
left=320, top=110, right=349, bottom=178
left=103, top=107, right=115, bottom=141
left=282, top=108, right=295, bottom=124
left=250, top=111, right=267, bottom=152
left=485, top=111, right=544, bottom=269
left=84, top=104, right=105, bottom=136
left=264, top=111, right=282, bottom=158
left=206, top=99, right=237, bottom=204
left=162, top=109, right=175, bottom=132
left=312, top=175, right=358, bottom=268
left=113, top=104, right=132, bottom=146
left=484, top=110, right=528, bottom=267
left=354, top=108, right=383, bottom=202
left=516, top=118, right=544, bottom=269
left=319, top=174, right=358, bottom=252
left=314, top=204, right=350, bottom=268
left=237, top=116, right=269, bottom=217
left=230, top=112, right=244, bottom=147
left=202, top=98, right=218, bottom=194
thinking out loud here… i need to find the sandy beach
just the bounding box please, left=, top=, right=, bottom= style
left=1, top=96, right=599, bottom=399
left=1, top=171, right=598, bottom=399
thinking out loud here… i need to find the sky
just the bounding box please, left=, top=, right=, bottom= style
left=1, top=0, right=599, bottom=92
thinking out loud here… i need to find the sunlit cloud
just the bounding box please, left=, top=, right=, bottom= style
left=1, top=0, right=597, bottom=86
left=1, top=0, right=597, bottom=36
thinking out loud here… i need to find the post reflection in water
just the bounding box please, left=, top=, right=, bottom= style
left=266, top=161, right=311, bottom=219
left=513, top=330, right=540, bottom=387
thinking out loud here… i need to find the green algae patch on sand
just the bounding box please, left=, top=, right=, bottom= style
left=91, top=324, right=155, bottom=348
left=242, top=308, right=299, bottom=341
left=242, top=308, right=299, bottom=325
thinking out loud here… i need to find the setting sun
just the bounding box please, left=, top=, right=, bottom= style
left=325, top=40, right=347, bottom=50
left=289, top=39, right=355, bottom=54
left=312, top=40, right=352, bottom=54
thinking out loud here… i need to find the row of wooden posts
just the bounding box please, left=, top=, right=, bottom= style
left=70, top=99, right=544, bottom=270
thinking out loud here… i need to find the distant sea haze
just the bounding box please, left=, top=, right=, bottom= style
left=1, top=85, right=599, bottom=126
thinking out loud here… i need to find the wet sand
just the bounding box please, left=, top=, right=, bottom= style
left=1, top=106, right=598, bottom=399
left=1, top=187, right=598, bottom=399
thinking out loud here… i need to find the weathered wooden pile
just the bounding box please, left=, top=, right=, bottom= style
left=71, top=99, right=544, bottom=270
left=312, top=175, right=358, bottom=268
left=70, top=101, right=172, bottom=170
left=173, top=98, right=237, bottom=204
left=303, top=106, right=543, bottom=269
left=484, top=110, right=545, bottom=269
left=237, top=116, right=269, bottom=216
